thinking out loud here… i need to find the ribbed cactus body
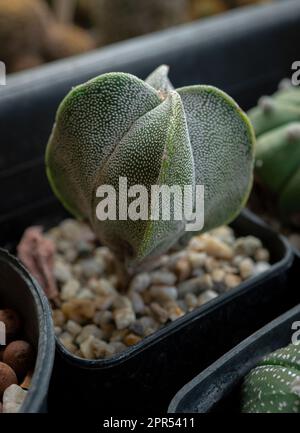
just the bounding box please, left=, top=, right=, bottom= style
left=46, top=65, right=254, bottom=266
left=242, top=343, right=300, bottom=413
left=248, top=81, right=300, bottom=220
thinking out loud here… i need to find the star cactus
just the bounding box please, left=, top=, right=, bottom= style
left=45, top=65, right=254, bottom=267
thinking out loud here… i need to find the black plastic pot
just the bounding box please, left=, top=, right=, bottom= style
left=0, top=248, right=55, bottom=413
left=45, top=209, right=296, bottom=413
left=168, top=303, right=300, bottom=413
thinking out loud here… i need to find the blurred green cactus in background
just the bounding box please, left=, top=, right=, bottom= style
left=248, top=80, right=300, bottom=225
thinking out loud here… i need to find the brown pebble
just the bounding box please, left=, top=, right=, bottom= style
left=254, top=248, right=270, bottom=262
left=61, top=299, right=96, bottom=323
left=123, top=333, right=142, bottom=346
left=52, top=309, right=66, bottom=327
left=3, top=341, right=34, bottom=381
left=224, top=274, right=241, bottom=289
left=175, top=257, right=192, bottom=281
left=150, top=303, right=169, bottom=324
left=0, top=309, right=21, bottom=342
left=0, top=362, right=18, bottom=398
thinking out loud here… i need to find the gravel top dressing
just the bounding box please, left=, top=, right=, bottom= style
left=46, top=219, right=271, bottom=361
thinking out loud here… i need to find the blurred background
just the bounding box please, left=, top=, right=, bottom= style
left=0, top=0, right=271, bottom=74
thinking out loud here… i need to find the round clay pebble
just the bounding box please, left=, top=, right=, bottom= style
left=0, top=309, right=21, bottom=342
left=3, top=341, right=34, bottom=381
left=0, top=362, right=18, bottom=398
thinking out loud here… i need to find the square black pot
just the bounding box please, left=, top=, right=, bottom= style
left=168, top=301, right=300, bottom=413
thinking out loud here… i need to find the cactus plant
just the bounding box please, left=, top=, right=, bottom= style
left=242, top=343, right=300, bottom=413
left=45, top=65, right=255, bottom=268
left=0, top=0, right=95, bottom=73
left=87, top=0, right=189, bottom=45
left=248, top=80, right=300, bottom=223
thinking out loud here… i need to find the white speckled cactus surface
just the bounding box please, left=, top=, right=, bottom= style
left=46, top=65, right=255, bottom=266
left=242, top=343, right=300, bottom=413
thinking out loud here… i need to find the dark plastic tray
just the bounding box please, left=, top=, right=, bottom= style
left=0, top=248, right=55, bottom=412
left=168, top=303, right=300, bottom=413
left=44, top=209, right=296, bottom=413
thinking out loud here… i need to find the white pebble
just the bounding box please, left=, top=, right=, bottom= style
left=239, top=258, right=255, bottom=279
left=3, top=385, right=27, bottom=413
left=61, top=279, right=80, bottom=301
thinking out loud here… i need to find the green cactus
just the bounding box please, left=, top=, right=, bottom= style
left=248, top=80, right=300, bottom=222
left=242, top=343, right=300, bottom=413
left=45, top=65, right=254, bottom=267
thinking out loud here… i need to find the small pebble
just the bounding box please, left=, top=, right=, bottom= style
left=61, top=299, right=96, bottom=323
left=109, top=342, right=127, bottom=353
left=224, top=274, right=242, bottom=289
left=61, top=279, right=80, bottom=301
left=254, top=248, right=270, bottom=262
left=150, top=303, right=169, bottom=324
left=128, top=291, right=145, bottom=314
left=150, top=270, right=177, bottom=286
left=234, top=236, right=262, bottom=256
left=185, top=293, right=198, bottom=310
left=0, top=362, right=18, bottom=398
left=59, top=332, right=73, bottom=347
left=198, top=290, right=218, bottom=306
left=76, top=325, right=103, bottom=345
left=53, top=261, right=72, bottom=284
left=129, top=273, right=151, bottom=292
left=81, top=258, right=103, bottom=278
left=3, top=340, right=34, bottom=381
left=128, top=321, right=145, bottom=337
left=188, top=252, right=207, bottom=269
left=110, top=329, right=128, bottom=343
left=166, top=303, right=184, bottom=321
left=189, top=234, right=233, bottom=260
left=79, top=335, right=97, bottom=359
left=177, top=274, right=213, bottom=296
left=175, top=257, right=192, bottom=281
left=149, top=285, right=178, bottom=302
left=239, top=258, right=255, bottom=280
left=123, top=333, right=142, bottom=346
left=65, top=320, right=82, bottom=337
left=54, top=326, right=62, bottom=337
left=52, top=309, right=66, bottom=327
left=253, top=262, right=271, bottom=276
left=211, top=268, right=225, bottom=283
left=2, top=384, right=27, bottom=413
left=113, top=307, right=136, bottom=330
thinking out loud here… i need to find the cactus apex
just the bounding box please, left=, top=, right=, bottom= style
left=258, top=96, right=274, bottom=113
left=278, top=78, right=293, bottom=91
left=286, top=122, right=300, bottom=141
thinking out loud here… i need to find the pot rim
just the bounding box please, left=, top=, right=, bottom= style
left=55, top=214, right=294, bottom=369
left=0, top=248, right=55, bottom=413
